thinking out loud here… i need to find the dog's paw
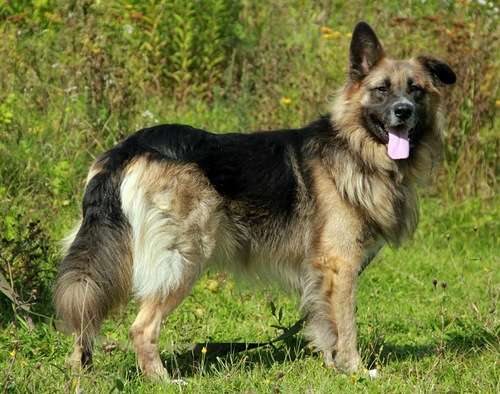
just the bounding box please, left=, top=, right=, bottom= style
left=332, top=352, right=362, bottom=374
left=65, top=346, right=92, bottom=372
left=65, top=355, right=82, bottom=372
left=323, top=350, right=335, bottom=369
left=142, top=363, right=169, bottom=381
left=323, top=350, right=363, bottom=374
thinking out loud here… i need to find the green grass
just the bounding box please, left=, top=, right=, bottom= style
left=1, top=198, right=498, bottom=393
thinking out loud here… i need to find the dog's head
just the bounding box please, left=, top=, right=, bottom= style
left=336, top=22, right=456, bottom=161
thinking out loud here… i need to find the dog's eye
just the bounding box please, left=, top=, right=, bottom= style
left=409, top=84, right=425, bottom=95
left=372, top=85, right=388, bottom=96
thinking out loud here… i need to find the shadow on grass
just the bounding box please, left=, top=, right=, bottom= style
left=117, top=337, right=308, bottom=381
left=363, top=327, right=498, bottom=369
left=158, top=317, right=309, bottom=379
left=160, top=335, right=309, bottom=379
left=128, top=326, right=497, bottom=379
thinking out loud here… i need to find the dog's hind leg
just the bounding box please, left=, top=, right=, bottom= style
left=129, top=279, right=195, bottom=380
left=128, top=230, right=202, bottom=379
left=120, top=160, right=222, bottom=378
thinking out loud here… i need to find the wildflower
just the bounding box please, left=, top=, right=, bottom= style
left=205, top=279, right=219, bottom=293
left=194, top=308, right=204, bottom=317
left=9, top=349, right=16, bottom=358
left=280, top=97, right=292, bottom=106
left=345, top=32, right=352, bottom=38
left=123, top=24, right=134, bottom=35
left=44, top=12, right=62, bottom=23
left=495, top=99, right=500, bottom=109
left=322, top=31, right=342, bottom=40
left=142, top=110, right=154, bottom=119
left=320, top=26, right=334, bottom=35
left=201, top=346, right=207, bottom=354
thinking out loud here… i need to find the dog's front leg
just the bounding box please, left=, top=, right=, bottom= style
left=328, top=257, right=362, bottom=372
left=308, top=256, right=361, bottom=372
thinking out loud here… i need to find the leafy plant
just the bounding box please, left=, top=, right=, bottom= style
left=0, top=209, right=57, bottom=317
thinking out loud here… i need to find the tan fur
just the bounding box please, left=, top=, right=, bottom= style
left=129, top=281, right=193, bottom=379
left=85, top=160, right=106, bottom=185
left=299, top=55, right=449, bottom=370
left=120, top=157, right=223, bottom=300
left=300, top=161, right=372, bottom=371
left=329, top=57, right=446, bottom=244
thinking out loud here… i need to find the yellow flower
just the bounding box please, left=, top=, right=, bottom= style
left=280, top=97, right=292, bottom=106
left=201, top=346, right=207, bottom=354
left=44, top=12, right=62, bottom=23
left=322, top=31, right=342, bottom=40
left=194, top=308, right=204, bottom=317
left=345, top=32, right=352, bottom=38
left=495, top=100, right=500, bottom=109
left=9, top=350, right=16, bottom=358
left=205, top=279, right=219, bottom=293
left=320, top=26, right=334, bottom=35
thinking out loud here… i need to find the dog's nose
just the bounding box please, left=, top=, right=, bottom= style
left=393, top=103, right=414, bottom=121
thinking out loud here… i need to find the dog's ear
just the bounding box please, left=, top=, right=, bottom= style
left=417, top=56, right=456, bottom=85
left=349, top=22, right=385, bottom=82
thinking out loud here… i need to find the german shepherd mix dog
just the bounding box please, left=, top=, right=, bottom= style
left=54, top=22, right=455, bottom=378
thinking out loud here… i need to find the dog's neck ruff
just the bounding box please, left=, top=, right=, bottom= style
left=323, top=116, right=420, bottom=245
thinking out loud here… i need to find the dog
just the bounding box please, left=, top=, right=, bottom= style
left=54, top=21, right=455, bottom=379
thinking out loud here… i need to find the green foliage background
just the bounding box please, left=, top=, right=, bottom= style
left=0, top=1, right=498, bottom=392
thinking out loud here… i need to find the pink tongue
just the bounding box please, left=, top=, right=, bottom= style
left=387, top=130, right=410, bottom=160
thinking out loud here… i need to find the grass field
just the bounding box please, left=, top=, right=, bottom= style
left=0, top=0, right=499, bottom=393
left=1, top=198, right=498, bottom=392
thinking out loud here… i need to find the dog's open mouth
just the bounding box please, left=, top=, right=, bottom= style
left=371, top=116, right=412, bottom=160
left=372, top=117, right=389, bottom=143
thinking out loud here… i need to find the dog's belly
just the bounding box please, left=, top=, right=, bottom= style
left=206, top=221, right=311, bottom=291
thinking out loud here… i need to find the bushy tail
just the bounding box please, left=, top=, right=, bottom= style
left=54, top=170, right=132, bottom=365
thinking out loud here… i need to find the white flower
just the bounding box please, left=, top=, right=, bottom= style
left=142, top=110, right=154, bottom=119
left=123, top=24, right=134, bottom=35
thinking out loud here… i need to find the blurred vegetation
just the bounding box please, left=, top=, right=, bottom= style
left=0, top=0, right=498, bottom=313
